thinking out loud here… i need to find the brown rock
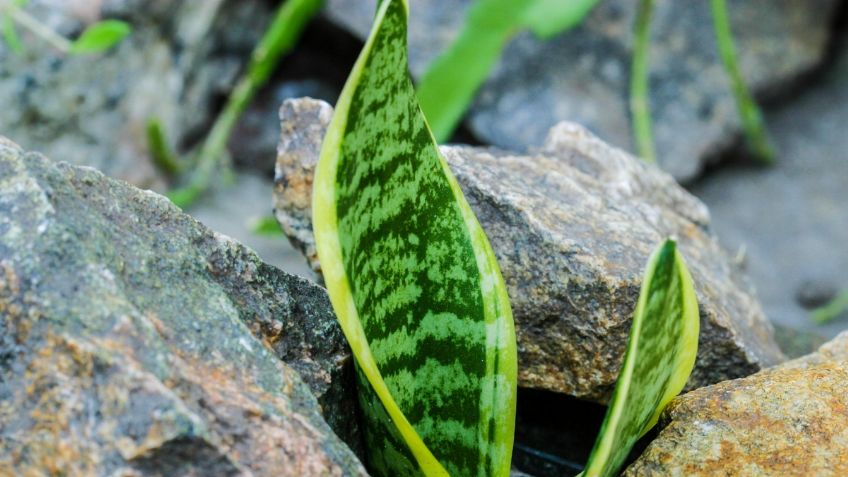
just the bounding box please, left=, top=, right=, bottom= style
left=273, top=98, right=784, bottom=403
left=274, top=98, right=334, bottom=277
left=625, top=332, right=848, bottom=476
left=0, top=139, right=366, bottom=476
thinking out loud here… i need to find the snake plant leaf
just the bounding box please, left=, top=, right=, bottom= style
left=581, top=239, right=700, bottom=477
left=417, top=0, right=600, bottom=142
left=312, top=0, right=517, bottom=476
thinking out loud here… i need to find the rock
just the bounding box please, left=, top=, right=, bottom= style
left=0, top=138, right=365, bottom=475
left=231, top=81, right=337, bottom=173
left=187, top=170, right=315, bottom=279
left=273, top=98, right=784, bottom=403
left=625, top=331, right=848, bottom=475
left=323, top=0, right=837, bottom=182
left=692, top=30, right=848, bottom=340
left=0, top=0, right=271, bottom=188
left=780, top=330, right=848, bottom=369
left=273, top=98, right=334, bottom=277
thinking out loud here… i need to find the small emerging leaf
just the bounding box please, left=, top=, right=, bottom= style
left=811, top=289, right=848, bottom=324
left=249, top=215, right=284, bottom=237
left=582, top=239, right=700, bottom=477
left=70, top=19, right=130, bottom=54
left=313, top=0, right=517, bottom=475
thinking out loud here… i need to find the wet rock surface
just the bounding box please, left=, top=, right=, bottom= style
left=625, top=331, right=848, bottom=476
left=323, top=0, right=837, bottom=181
left=0, top=0, right=271, bottom=188
left=0, top=138, right=365, bottom=475
left=273, top=98, right=784, bottom=403
left=693, top=31, right=848, bottom=340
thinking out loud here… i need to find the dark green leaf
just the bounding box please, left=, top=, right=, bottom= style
left=313, top=1, right=517, bottom=475
left=70, top=19, right=130, bottom=54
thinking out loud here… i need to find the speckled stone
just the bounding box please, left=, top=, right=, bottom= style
left=0, top=138, right=365, bottom=475
left=273, top=98, right=784, bottom=403
left=323, top=0, right=837, bottom=182
left=273, top=98, right=334, bottom=278
left=625, top=331, right=848, bottom=476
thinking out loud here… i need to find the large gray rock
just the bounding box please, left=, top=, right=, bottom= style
left=625, top=331, right=848, bottom=475
left=0, top=0, right=271, bottom=188
left=0, top=137, right=365, bottom=475
left=692, top=30, right=848, bottom=340
left=273, top=98, right=784, bottom=403
left=324, top=0, right=837, bottom=181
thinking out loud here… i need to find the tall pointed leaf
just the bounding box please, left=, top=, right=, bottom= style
left=312, top=1, right=517, bottom=476
left=581, top=239, right=700, bottom=477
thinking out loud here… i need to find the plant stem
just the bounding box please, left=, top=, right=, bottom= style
left=168, top=0, right=323, bottom=207
left=811, top=290, right=848, bottom=324
left=0, top=0, right=72, bottom=53
left=630, top=0, right=656, bottom=163
left=710, top=0, right=774, bottom=163
left=146, top=118, right=184, bottom=177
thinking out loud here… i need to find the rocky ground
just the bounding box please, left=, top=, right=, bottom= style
left=2, top=0, right=847, bottom=475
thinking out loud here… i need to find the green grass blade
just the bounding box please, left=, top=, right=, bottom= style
left=145, top=118, right=183, bottom=177
left=417, top=0, right=600, bottom=142
left=710, top=0, right=775, bottom=163
left=416, top=0, right=519, bottom=142
left=2, top=14, right=24, bottom=55
left=313, top=1, right=517, bottom=475
left=167, top=0, right=323, bottom=207
left=630, top=0, right=657, bottom=163
left=582, top=239, right=700, bottom=477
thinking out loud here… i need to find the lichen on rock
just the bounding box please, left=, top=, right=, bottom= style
left=0, top=138, right=365, bottom=475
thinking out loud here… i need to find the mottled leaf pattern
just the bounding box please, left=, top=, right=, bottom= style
left=312, top=1, right=517, bottom=476
left=582, top=239, right=700, bottom=477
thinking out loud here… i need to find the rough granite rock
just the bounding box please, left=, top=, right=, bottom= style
left=273, top=98, right=784, bottom=403
left=323, top=0, right=837, bottom=181
left=273, top=98, right=333, bottom=278
left=0, top=137, right=365, bottom=475
left=0, top=0, right=271, bottom=188
left=625, top=331, right=848, bottom=475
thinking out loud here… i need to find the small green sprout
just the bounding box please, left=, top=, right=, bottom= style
left=0, top=0, right=130, bottom=55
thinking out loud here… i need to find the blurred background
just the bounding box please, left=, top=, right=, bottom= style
left=1, top=0, right=845, bottom=351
